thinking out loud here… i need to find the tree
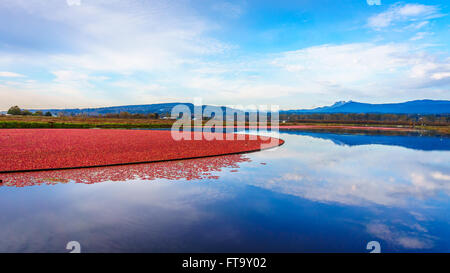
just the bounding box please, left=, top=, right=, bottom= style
left=22, top=110, right=32, bottom=115
left=118, top=111, right=131, bottom=119
left=44, top=111, right=53, bottom=117
left=7, top=106, right=22, bottom=115
left=33, top=111, right=44, bottom=116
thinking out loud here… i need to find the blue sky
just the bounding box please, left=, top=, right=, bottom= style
left=0, top=0, right=449, bottom=110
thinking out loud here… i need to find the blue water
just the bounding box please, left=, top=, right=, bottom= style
left=0, top=130, right=449, bottom=253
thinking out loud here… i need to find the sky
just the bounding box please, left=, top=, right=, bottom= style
left=0, top=0, right=449, bottom=110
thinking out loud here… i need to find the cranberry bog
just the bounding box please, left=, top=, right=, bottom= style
left=0, top=129, right=283, bottom=173
left=0, top=154, right=252, bottom=187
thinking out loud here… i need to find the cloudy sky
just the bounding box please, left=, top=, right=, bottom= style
left=0, top=0, right=449, bottom=110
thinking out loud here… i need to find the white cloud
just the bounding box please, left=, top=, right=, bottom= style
left=410, top=31, right=432, bottom=41
left=2, top=41, right=449, bottom=109
left=0, top=72, right=25, bottom=78
left=0, top=81, right=112, bottom=110
left=52, top=70, right=89, bottom=82
left=271, top=43, right=450, bottom=101
left=0, top=0, right=231, bottom=74
left=185, top=76, right=298, bottom=100
left=272, top=43, right=407, bottom=84
left=407, top=20, right=429, bottom=30
left=409, top=57, right=450, bottom=84
left=66, top=0, right=81, bottom=6
left=431, top=72, right=450, bottom=80
left=368, top=3, right=444, bottom=30
left=0, top=1, right=448, bottom=109
left=161, top=42, right=450, bottom=108
left=431, top=171, right=450, bottom=181
left=0, top=0, right=236, bottom=108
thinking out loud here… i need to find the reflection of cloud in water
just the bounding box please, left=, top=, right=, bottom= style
left=0, top=155, right=252, bottom=252
left=0, top=178, right=237, bottom=252
left=0, top=155, right=251, bottom=187
left=366, top=221, right=435, bottom=250
left=246, top=133, right=450, bottom=208
left=259, top=169, right=450, bottom=208
left=243, top=133, right=450, bottom=250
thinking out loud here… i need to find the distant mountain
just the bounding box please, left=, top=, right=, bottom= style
left=28, top=103, right=243, bottom=118
left=281, top=100, right=450, bottom=114
left=20, top=99, right=450, bottom=116
left=33, top=103, right=191, bottom=116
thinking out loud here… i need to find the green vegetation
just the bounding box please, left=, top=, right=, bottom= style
left=7, top=106, right=23, bottom=115
left=2, top=105, right=448, bottom=134
left=0, top=121, right=92, bottom=129
left=0, top=120, right=173, bottom=129
left=6, top=106, right=52, bottom=117
left=280, top=113, right=449, bottom=126
left=98, top=112, right=160, bottom=119
left=1, top=106, right=174, bottom=129
left=6, top=106, right=50, bottom=116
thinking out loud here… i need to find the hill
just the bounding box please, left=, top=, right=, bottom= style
left=27, top=103, right=243, bottom=118
left=15, top=99, right=450, bottom=116
left=281, top=100, right=450, bottom=114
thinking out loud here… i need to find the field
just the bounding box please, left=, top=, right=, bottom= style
left=1, top=115, right=449, bottom=135
left=0, top=115, right=450, bottom=135
left=0, top=129, right=283, bottom=173
left=0, top=115, right=175, bottom=129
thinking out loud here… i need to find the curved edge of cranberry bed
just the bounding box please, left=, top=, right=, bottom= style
left=0, top=136, right=285, bottom=174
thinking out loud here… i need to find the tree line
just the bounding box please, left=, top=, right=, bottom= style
left=6, top=106, right=52, bottom=116
left=62, top=112, right=162, bottom=119
left=5, top=105, right=449, bottom=125
left=5, top=106, right=163, bottom=119
left=280, top=113, right=450, bottom=126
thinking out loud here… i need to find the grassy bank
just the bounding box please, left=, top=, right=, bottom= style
left=0, top=121, right=174, bottom=129
left=420, top=125, right=450, bottom=135
left=282, top=122, right=450, bottom=134
left=0, top=115, right=174, bottom=129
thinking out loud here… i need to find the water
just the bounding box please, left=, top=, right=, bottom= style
left=0, top=130, right=449, bottom=253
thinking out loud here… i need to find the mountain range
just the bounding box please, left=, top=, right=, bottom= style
left=281, top=99, right=450, bottom=114
left=14, top=99, right=450, bottom=116
left=25, top=103, right=241, bottom=117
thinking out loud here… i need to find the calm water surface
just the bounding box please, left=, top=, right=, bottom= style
left=0, top=130, right=449, bottom=252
